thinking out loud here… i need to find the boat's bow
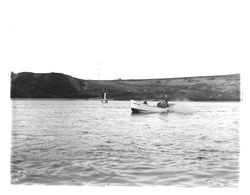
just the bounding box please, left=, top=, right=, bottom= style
left=130, top=100, right=148, bottom=113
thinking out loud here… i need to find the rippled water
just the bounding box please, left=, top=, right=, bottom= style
left=11, top=100, right=239, bottom=186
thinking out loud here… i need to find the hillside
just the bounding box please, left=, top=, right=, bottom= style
left=10, top=72, right=240, bottom=101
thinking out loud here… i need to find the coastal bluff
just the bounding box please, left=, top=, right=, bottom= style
left=11, top=72, right=240, bottom=101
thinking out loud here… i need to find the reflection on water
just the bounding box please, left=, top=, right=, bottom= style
left=11, top=100, right=239, bottom=186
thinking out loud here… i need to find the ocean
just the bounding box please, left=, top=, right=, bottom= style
left=11, top=100, right=239, bottom=186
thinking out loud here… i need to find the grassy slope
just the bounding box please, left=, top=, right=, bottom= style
left=11, top=72, right=240, bottom=101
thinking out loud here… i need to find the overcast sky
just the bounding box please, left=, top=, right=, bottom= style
left=1, top=0, right=249, bottom=80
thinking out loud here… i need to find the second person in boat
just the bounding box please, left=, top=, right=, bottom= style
left=157, top=94, right=169, bottom=108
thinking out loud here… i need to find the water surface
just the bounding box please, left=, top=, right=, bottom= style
left=11, top=100, right=239, bottom=186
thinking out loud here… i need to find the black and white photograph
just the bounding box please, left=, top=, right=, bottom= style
left=1, top=0, right=250, bottom=193
left=10, top=72, right=240, bottom=187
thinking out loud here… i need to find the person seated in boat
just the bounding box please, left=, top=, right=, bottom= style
left=143, top=100, right=148, bottom=104
left=157, top=95, right=169, bottom=108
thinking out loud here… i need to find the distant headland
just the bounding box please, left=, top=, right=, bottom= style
left=10, top=72, right=240, bottom=101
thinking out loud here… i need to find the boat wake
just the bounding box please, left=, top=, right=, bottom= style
left=171, top=103, right=193, bottom=115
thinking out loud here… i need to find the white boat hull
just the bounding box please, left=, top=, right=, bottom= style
left=130, top=99, right=174, bottom=113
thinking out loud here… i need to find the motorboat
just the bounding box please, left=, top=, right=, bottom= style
left=130, top=99, right=174, bottom=113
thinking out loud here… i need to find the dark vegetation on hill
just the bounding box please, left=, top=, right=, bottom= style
left=10, top=72, right=240, bottom=101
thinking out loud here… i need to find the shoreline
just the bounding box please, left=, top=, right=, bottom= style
left=10, top=98, right=241, bottom=102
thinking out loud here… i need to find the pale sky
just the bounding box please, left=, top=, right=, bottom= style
left=1, top=0, right=249, bottom=80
